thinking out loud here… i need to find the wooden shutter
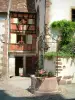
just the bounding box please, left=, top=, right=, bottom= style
left=11, top=34, right=16, bottom=43
left=26, top=35, right=32, bottom=44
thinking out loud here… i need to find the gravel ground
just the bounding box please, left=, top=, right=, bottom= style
left=59, top=84, right=75, bottom=99
left=0, top=78, right=75, bottom=100
left=0, top=80, right=34, bottom=97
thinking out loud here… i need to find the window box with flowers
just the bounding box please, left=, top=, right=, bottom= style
left=18, top=40, right=24, bottom=46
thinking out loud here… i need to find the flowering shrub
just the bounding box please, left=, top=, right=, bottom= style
left=35, top=69, right=54, bottom=77
left=48, top=71, right=54, bottom=77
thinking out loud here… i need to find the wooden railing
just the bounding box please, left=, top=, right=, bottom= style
left=9, top=43, right=36, bottom=51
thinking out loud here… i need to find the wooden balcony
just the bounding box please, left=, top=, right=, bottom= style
left=9, top=43, right=36, bottom=52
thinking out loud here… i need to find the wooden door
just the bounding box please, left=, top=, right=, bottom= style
left=26, top=57, right=32, bottom=75
left=26, top=56, right=38, bottom=75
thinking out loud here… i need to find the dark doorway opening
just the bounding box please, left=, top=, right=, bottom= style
left=26, top=56, right=37, bottom=76
left=15, top=57, right=23, bottom=76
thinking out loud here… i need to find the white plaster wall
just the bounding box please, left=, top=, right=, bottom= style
left=44, top=58, right=75, bottom=77
left=44, top=58, right=56, bottom=74
left=35, top=0, right=46, bottom=35
left=48, top=0, right=75, bottom=73
left=35, top=0, right=46, bottom=67
left=47, top=0, right=75, bottom=52
left=50, top=0, right=75, bottom=24
left=59, top=58, right=75, bottom=77
left=9, top=56, right=15, bottom=77
left=39, top=0, right=45, bottom=35
left=0, top=21, right=5, bottom=74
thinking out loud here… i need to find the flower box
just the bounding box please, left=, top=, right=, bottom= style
left=30, top=69, right=58, bottom=93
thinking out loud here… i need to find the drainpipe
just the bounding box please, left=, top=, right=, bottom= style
left=7, top=0, right=11, bottom=78
left=42, top=0, right=46, bottom=69
left=39, top=0, right=46, bottom=69
left=43, top=0, right=46, bottom=59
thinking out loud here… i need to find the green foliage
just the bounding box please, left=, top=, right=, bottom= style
left=51, top=20, right=75, bottom=33
left=59, top=38, right=75, bottom=57
left=50, top=20, right=75, bottom=58
left=51, top=20, right=75, bottom=47
left=48, top=71, right=54, bottom=77
left=44, top=20, right=75, bottom=59
left=35, top=69, right=47, bottom=77
left=44, top=50, right=75, bottom=59
left=35, top=69, right=54, bottom=77
left=58, top=51, right=73, bottom=57
left=44, top=52, right=57, bottom=60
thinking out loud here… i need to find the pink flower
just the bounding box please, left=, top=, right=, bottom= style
left=39, top=69, right=45, bottom=75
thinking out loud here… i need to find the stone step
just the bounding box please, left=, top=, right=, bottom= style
left=56, top=68, right=62, bottom=71
left=56, top=66, right=62, bottom=68
left=56, top=62, right=62, bottom=65
left=59, top=78, right=72, bottom=85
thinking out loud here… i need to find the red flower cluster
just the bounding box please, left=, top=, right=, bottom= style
left=38, top=69, right=46, bottom=75
left=18, top=41, right=24, bottom=43
left=36, top=69, right=54, bottom=77
left=18, top=41, right=24, bottom=45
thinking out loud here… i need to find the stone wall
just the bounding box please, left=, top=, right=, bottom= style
left=0, top=19, right=8, bottom=77
left=2, top=19, right=8, bottom=77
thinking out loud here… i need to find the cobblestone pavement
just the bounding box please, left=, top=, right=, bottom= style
left=0, top=78, right=75, bottom=100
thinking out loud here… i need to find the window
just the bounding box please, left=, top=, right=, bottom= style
left=17, top=35, right=21, bottom=43
left=72, top=9, right=75, bottom=21
left=16, top=35, right=32, bottom=44
left=23, top=35, right=26, bottom=43
left=17, top=35, right=26, bottom=43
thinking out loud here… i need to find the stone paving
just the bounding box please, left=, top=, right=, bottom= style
left=0, top=78, right=75, bottom=100
left=0, top=80, right=34, bottom=97
left=59, top=84, right=75, bottom=99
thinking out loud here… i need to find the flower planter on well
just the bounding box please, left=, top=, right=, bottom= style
left=38, top=77, right=58, bottom=92
left=31, top=76, right=58, bottom=93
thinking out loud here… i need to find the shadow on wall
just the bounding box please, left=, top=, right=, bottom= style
left=0, top=90, right=75, bottom=100
left=26, top=0, right=35, bottom=12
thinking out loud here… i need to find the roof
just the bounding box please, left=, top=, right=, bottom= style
left=10, top=0, right=35, bottom=12
left=0, top=0, right=9, bottom=12
left=46, top=0, right=51, bottom=7
left=0, top=0, right=35, bottom=13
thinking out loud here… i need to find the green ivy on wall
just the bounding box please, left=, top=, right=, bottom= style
left=51, top=20, right=75, bottom=47
left=44, top=20, right=75, bottom=60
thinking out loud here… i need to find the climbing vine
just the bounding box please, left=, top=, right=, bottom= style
left=44, top=20, right=75, bottom=59
left=51, top=20, right=75, bottom=47
left=51, top=20, right=75, bottom=56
